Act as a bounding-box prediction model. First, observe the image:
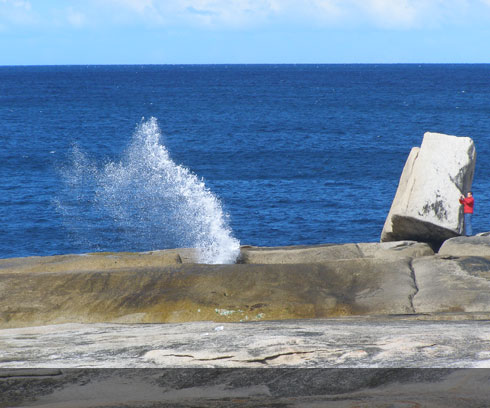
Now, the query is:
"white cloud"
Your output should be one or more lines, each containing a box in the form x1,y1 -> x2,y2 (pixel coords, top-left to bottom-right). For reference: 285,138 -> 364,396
0,0 -> 34,27
310,0 -> 343,19
177,0 -> 278,27
100,0 -> 484,30
103,0 -> 155,14
96,0 -> 167,25
0,0 -> 31,10
66,8 -> 86,28
2,0 -> 489,32
305,0 -> 475,29
356,0 -> 421,28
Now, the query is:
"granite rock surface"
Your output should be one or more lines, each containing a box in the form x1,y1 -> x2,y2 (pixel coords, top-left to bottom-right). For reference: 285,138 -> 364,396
1,320 -> 490,406
412,255 -> 490,313
0,257 -> 416,328
2,367 -> 489,408
438,233 -> 490,257
2,238 -> 490,328
239,240 -> 433,263
381,132 -> 476,247
2,239 -> 490,406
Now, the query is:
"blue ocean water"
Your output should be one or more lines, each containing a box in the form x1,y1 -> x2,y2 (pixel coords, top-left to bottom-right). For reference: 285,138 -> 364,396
1,64 -> 489,261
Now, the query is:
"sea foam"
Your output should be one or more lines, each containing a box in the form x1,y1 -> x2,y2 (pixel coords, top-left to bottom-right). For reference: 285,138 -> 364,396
58,118 -> 240,264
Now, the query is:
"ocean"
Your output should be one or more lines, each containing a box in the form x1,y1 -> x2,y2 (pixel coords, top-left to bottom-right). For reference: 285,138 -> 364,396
1,64 -> 490,263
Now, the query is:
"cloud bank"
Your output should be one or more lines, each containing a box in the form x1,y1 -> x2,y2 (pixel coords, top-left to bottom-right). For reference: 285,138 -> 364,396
1,0 -> 490,31
100,0 -> 490,29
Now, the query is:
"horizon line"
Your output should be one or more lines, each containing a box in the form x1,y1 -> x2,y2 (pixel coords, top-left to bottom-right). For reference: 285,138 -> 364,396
2,62 -> 490,67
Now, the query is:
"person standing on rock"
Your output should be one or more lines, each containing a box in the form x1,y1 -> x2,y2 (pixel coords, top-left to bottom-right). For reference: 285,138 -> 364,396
459,191 -> 474,236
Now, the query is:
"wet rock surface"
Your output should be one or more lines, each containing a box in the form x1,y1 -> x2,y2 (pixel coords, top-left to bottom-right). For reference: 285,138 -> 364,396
2,238 -> 490,328
1,367 -> 489,408
0,258 -> 417,328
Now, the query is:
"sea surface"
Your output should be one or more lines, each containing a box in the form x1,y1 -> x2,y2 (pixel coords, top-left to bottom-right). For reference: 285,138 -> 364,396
1,64 -> 490,262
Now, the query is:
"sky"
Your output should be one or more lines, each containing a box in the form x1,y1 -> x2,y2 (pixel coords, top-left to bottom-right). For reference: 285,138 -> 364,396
1,0 -> 490,64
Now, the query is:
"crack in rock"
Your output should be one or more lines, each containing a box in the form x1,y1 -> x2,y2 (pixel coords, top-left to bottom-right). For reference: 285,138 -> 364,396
408,259 -> 419,314
417,344 -> 437,349
243,350 -> 319,365
0,369 -> 63,378
162,354 -> 234,361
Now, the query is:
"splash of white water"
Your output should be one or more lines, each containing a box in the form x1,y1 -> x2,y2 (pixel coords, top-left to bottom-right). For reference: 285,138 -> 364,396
60,118 -> 240,264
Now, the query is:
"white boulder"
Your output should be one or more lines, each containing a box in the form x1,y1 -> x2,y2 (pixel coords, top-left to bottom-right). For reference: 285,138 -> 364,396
381,132 -> 476,246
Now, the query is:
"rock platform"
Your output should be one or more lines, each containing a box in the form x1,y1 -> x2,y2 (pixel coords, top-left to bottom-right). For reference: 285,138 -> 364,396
1,239 -> 490,329
1,239 -> 490,406
2,365 -> 489,407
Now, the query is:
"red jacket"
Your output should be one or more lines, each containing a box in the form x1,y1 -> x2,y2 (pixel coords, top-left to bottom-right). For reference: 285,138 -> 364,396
459,196 -> 474,214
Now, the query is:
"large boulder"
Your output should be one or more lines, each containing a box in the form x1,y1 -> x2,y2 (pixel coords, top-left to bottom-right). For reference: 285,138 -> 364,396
381,132 -> 476,247
412,255 -> 490,313
438,233 -> 490,257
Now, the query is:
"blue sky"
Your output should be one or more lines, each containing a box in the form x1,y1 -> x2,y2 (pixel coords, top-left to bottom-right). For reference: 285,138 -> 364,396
1,0 -> 490,64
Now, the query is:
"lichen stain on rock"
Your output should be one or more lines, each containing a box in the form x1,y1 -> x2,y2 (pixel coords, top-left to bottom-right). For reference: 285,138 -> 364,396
215,308 -> 242,317
420,199 -> 448,221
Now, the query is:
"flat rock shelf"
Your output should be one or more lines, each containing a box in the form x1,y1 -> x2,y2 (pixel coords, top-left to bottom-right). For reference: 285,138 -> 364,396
1,319 -> 490,407
2,240 -> 490,406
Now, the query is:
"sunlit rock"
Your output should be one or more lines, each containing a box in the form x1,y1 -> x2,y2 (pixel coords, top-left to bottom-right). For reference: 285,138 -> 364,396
412,255 -> 490,313
0,256 -> 416,328
381,132 -> 476,247
438,233 -> 490,257
239,241 -> 433,263
238,243 -> 363,263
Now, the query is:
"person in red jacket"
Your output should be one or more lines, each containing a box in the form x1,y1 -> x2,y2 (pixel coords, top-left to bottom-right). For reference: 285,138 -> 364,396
459,191 -> 474,236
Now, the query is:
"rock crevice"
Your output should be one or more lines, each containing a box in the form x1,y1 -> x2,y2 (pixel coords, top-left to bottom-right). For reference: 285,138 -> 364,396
407,259 -> 419,314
